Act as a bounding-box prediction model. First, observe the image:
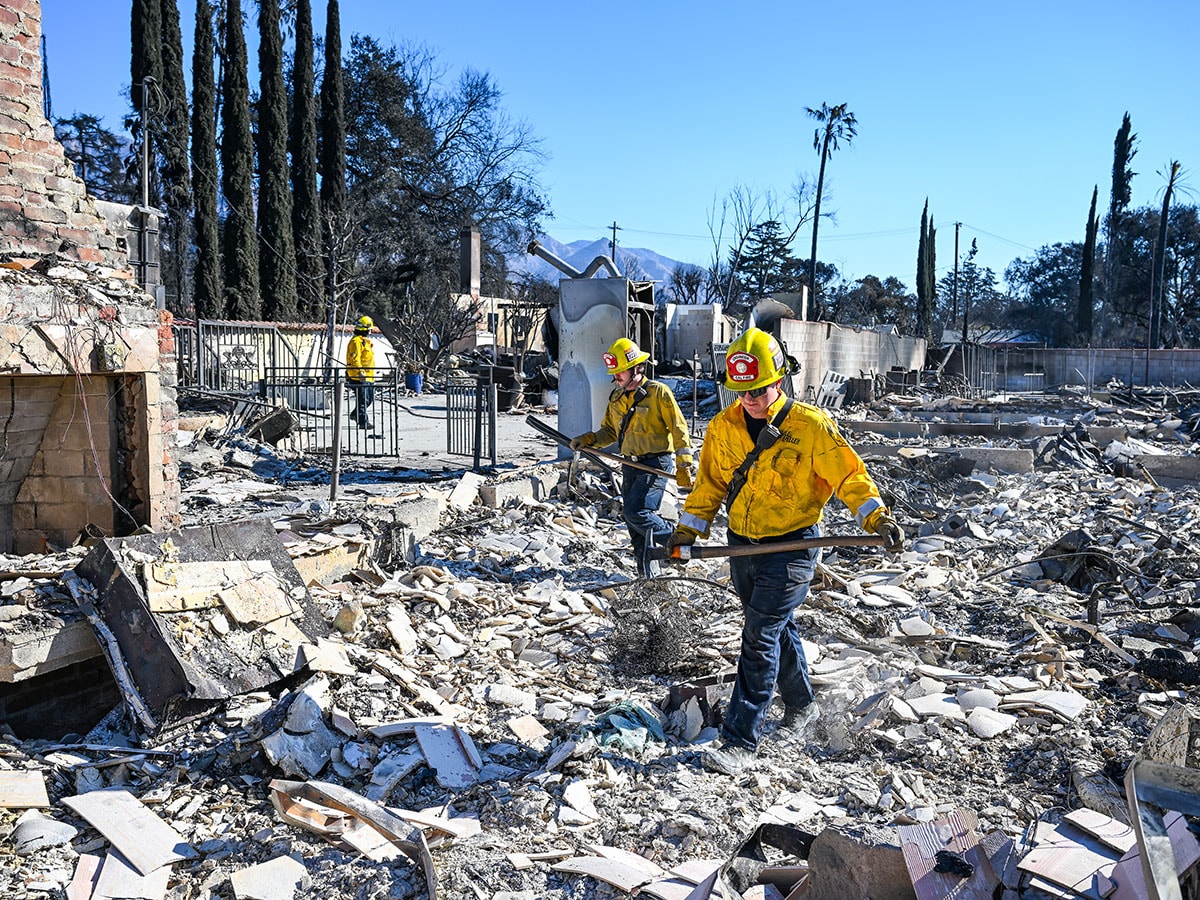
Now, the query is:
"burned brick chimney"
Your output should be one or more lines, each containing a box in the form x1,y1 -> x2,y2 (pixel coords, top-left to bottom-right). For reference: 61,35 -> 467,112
0,1 -> 127,266
0,0 -> 180,554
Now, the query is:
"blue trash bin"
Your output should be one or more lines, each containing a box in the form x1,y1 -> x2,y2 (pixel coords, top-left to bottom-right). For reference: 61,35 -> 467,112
405,372 -> 423,395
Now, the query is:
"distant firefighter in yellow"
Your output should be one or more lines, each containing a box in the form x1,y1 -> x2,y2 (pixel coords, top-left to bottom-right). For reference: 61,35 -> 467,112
569,337 -> 694,577
346,315 -> 376,430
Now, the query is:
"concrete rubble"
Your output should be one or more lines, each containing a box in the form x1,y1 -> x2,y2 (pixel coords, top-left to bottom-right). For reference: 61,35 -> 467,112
1,388 -> 1200,899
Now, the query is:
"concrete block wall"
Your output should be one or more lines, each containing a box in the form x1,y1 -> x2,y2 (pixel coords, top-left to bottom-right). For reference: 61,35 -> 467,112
986,347 -> 1200,392
780,319 -> 926,400
0,0 -> 125,268
0,375 -> 58,551
13,376 -> 117,552
665,304 -> 737,370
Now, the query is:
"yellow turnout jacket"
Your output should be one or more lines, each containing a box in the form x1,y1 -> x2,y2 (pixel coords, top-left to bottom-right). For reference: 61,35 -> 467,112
592,379 -> 693,464
346,335 -> 375,382
680,394 -> 885,541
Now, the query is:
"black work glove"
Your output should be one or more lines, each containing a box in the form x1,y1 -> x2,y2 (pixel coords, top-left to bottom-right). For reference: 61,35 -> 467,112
665,527 -> 697,564
569,432 -> 596,452
870,512 -> 905,553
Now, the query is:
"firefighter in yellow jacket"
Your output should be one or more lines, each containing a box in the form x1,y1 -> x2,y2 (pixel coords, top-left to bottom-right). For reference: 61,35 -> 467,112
668,327 -> 904,775
570,338 -> 695,578
346,315 -> 376,430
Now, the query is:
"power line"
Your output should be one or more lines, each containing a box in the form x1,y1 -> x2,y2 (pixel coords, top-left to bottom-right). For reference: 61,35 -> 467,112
959,222 -> 1039,253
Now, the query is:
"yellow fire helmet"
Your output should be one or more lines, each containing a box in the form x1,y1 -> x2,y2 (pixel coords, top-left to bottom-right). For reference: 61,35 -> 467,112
723,327 -> 791,392
355,315 -> 374,334
603,337 -> 650,375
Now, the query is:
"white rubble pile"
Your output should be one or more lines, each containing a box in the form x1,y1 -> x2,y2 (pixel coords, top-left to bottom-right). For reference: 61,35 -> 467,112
2,414 -> 1200,899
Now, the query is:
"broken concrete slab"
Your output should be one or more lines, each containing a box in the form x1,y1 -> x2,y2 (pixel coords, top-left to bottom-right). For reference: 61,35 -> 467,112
0,769 -> 49,808
954,447 -> 1034,474
447,472 -> 487,510
479,467 -> 562,508
1131,452 -> 1200,484
72,520 -> 331,728
229,854 -> 308,900
61,789 -> 196,875
12,811 -> 77,855
1140,704 -> 1200,769
805,824 -> 916,900
93,849 -> 172,900
0,614 -> 100,682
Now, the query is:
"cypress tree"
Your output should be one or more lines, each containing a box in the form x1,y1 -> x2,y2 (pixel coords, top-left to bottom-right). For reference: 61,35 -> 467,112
158,0 -> 191,312
927,218 -> 936,336
1103,113 -> 1136,315
1077,186 -> 1098,344
130,0 -> 162,203
220,0 -> 260,319
319,0 -> 347,279
191,0 -> 221,318
316,0 -> 345,333
916,200 -> 931,341
257,0 -> 297,321
291,0 -> 324,320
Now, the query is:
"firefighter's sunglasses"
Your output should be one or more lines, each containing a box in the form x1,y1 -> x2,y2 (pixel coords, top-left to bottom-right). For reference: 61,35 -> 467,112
742,385 -> 771,398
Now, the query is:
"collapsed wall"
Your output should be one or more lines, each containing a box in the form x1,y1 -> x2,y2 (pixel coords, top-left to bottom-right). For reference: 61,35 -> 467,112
780,319 -> 927,399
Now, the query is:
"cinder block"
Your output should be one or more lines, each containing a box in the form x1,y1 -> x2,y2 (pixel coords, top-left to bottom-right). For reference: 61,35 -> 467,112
25,452 -> 44,476
956,447 -> 1034,475
43,452 -> 85,478
0,618 -> 101,683
12,529 -> 48,556
33,499 -> 82,532
85,502 -> 115,530
479,468 -> 562,508
397,495 -> 441,541
18,475 -> 64,504
10,500 -> 34,531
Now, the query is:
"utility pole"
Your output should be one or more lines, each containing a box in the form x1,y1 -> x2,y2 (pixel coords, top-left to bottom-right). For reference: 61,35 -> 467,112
610,221 -> 621,261
1145,237 -> 1155,386
952,222 -> 961,329
138,76 -> 155,291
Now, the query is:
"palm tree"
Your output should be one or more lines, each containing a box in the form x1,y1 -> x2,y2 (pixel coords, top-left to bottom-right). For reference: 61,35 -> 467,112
1150,160 -> 1182,348
805,102 -> 857,319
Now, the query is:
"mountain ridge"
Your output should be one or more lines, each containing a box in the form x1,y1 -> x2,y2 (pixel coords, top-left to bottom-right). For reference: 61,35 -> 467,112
509,234 -> 690,287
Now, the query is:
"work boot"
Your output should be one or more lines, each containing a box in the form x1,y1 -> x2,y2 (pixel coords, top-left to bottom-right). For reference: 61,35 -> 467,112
778,701 -> 821,741
702,743 -> 756,776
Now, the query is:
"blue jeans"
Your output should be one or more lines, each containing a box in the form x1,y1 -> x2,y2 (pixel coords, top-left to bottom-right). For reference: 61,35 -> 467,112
721,526 -> 819,750
621,453 -> 674,578
349,378 -> 374,428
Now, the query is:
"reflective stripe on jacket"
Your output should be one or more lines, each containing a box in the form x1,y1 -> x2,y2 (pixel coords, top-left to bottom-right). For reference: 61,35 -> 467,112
592,379 -> 693,462
346,335 -> 375,382
680,394 -> 883,540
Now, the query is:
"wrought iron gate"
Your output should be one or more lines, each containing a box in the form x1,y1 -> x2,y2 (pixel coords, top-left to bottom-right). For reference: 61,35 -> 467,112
446,374 -> 497,469
259,368 -> 401,458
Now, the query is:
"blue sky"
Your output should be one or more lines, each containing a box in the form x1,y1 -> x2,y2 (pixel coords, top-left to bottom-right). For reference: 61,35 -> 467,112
40,0 -> 1200,291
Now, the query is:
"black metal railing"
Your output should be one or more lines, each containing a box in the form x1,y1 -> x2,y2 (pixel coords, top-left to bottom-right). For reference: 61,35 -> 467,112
446,373 -> 497,470
260,367 -> 401,458
175,320 -> 300,393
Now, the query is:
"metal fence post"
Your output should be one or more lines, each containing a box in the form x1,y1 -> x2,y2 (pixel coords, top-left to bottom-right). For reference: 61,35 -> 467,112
691,350 -> 699,436
473,376 -> 484,472
330,372 -> 342,501
488,377 -> 498,468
